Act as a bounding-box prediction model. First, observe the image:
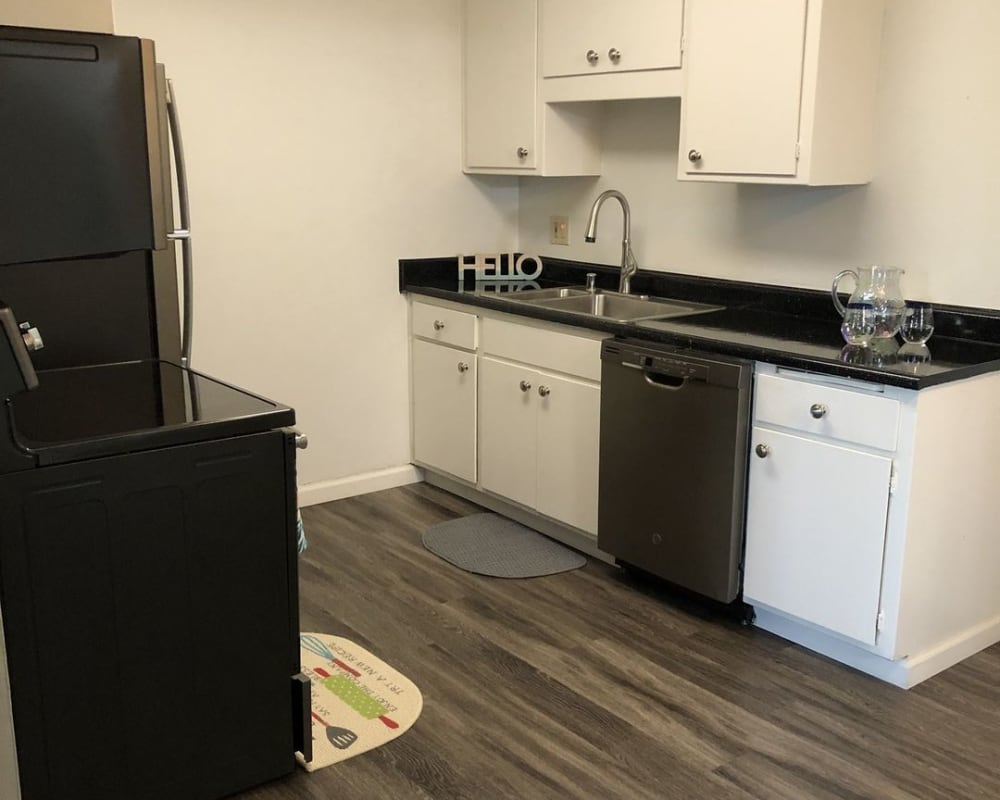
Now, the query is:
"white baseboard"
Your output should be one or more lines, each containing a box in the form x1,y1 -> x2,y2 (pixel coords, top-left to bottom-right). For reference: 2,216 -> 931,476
298,465 -> 423,507
753,607 -> 1000,689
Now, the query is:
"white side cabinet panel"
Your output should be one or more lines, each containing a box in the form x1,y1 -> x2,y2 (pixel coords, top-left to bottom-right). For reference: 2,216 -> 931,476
744,427 -> 892,645
411,340 -> 477,483
478,357 -> 538,509
681,0 -> 807,177
540,0 -> 684,77
464,0 -> 537,170
535,374 -> 601,535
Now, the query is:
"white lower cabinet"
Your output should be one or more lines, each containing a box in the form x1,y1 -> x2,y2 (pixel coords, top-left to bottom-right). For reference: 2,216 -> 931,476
479,357 -> 600,535
743,370 -> 900,647
743,427 -> 892,646
411,319 -> 477,484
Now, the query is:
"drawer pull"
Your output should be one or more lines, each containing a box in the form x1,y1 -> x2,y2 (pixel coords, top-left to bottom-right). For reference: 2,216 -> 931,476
755,444 -> 770,459
810,403 -> 828,419
433,320 -> 446,331
519,380 -> 532,392
586,49 -> 599,65
457,362 -> 469,373
538,385 -> 550,397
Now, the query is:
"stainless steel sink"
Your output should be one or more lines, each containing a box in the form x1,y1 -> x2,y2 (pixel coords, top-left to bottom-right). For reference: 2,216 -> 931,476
533,292 -> 721,322
499,286 -> 590,303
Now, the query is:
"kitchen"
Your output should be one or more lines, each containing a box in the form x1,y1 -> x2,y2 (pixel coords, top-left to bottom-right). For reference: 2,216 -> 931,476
2,0 -> 1000,799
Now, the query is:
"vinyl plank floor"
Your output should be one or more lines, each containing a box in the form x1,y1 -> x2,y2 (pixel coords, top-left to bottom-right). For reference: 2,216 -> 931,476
234,482 -> 1000,800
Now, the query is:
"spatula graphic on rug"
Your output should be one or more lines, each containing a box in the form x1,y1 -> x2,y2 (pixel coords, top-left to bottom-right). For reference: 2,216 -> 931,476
310,712 -> 357,750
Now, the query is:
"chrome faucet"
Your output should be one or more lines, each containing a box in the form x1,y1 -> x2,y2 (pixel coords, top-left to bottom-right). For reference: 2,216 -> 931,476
584,189 -> 638,294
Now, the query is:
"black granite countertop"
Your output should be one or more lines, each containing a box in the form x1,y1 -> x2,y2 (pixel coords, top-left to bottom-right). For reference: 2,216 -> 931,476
399,256 -> 1000,390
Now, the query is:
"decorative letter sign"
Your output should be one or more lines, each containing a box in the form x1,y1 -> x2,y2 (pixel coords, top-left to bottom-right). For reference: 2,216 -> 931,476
457,253 -> 543,281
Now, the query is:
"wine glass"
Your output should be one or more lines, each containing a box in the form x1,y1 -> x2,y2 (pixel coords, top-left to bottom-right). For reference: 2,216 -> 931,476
841,302 -> 875,346
900,302 -> 934,344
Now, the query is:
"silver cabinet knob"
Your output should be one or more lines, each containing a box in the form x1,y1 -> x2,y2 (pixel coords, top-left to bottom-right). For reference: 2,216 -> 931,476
433,319 -> 446,330
688,149 -> 702,163
519,380 -> 532,392
586,49 -> 599,65
295,433 -> 309,450
538,385 -> 550,397
755,443 -> 770,459
810,403 -> 828,419
457,362 -> 469,373
516,146 -> 529,158
608,48 -> 621,63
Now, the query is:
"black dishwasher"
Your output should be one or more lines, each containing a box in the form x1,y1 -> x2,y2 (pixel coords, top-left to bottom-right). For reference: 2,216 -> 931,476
598,339 -> 752,604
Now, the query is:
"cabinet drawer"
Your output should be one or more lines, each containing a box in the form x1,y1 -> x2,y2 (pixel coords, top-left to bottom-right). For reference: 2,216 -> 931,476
481,317 -> 602,382
754,373 -> 899,452
411,301 -> 477,350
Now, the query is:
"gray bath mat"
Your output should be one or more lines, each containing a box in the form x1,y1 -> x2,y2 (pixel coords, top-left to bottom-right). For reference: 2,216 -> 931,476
422,513 -> 586,578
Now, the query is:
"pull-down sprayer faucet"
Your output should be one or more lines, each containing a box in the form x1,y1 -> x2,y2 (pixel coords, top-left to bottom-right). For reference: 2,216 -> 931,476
584,189 -> 638,294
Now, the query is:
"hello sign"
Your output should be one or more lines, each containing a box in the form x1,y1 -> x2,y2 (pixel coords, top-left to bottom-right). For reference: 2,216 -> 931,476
457,253 -> 543,281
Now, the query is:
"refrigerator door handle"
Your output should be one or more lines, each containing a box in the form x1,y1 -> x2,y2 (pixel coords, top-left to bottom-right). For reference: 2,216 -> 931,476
166,77 -> 194,368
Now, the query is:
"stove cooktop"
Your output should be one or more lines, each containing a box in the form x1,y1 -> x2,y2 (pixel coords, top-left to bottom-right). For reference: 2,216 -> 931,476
8,360 -> 295,465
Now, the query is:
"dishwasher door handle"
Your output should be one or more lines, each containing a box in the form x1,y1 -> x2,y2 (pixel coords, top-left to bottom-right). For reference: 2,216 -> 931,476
643,370 -> 689,389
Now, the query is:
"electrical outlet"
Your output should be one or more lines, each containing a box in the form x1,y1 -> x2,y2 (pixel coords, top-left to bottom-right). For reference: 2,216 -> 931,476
550,215 -> 569,246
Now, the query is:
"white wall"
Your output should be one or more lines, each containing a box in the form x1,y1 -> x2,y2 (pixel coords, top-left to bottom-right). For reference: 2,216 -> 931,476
0,0 -> 113,31
112,0 -> 518,497
518,0 -> 1000,310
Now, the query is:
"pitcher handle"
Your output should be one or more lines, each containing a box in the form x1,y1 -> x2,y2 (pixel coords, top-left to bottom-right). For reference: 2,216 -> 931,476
831,269 -> 857,317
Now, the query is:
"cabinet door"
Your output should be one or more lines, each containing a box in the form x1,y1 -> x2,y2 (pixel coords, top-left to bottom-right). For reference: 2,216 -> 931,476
541,0 -> 684,77
681,0 -> 807,177
743,427 -> 892,645
535,373 -> 601,535
464,0 -> 537,170
478,357 -> 538,509
411,339 -> 477,483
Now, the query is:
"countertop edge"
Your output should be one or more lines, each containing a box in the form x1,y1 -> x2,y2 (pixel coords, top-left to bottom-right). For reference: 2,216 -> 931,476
403,285 -> 1000,391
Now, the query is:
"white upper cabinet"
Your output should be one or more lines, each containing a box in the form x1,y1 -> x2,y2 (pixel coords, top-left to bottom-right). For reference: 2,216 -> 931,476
463,0 -> 602,175
679,0 -> 885,185
540,0 -> 684,77
464,0 -> 538,170
539,0 -> 685,101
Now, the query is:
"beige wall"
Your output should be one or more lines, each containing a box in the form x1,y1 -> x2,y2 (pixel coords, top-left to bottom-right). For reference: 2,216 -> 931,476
518,0 -> 1000,310
0,0 -> 112,31
113,0 -> 518,496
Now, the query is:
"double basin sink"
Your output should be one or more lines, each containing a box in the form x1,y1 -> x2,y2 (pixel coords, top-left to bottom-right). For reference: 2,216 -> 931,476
493,286 -> 721,323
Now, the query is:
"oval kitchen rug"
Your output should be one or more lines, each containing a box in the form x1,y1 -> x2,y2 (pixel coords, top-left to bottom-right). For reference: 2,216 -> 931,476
422,513 -> 587,578
298,634 -> 422,771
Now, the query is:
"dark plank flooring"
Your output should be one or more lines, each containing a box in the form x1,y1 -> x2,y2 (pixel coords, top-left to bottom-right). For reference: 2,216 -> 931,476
236,483 -> 1000,800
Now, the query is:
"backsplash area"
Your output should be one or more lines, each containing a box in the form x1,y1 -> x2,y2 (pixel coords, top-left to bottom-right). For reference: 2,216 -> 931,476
516,2 -> 999,311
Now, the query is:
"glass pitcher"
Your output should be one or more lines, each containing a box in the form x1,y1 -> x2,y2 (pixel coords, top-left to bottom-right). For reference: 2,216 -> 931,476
831,266 -> 906,338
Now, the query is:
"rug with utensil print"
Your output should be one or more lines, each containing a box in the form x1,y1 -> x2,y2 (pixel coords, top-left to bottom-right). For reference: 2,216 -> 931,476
298,633 -> 422,771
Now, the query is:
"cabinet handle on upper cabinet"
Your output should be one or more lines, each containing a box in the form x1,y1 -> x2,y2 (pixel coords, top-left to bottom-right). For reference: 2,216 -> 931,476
433,320 -> 446,330
538,385 -> 550,397
586,49 -> 599,65
810,403 -> 828,419
517,146 -> 529,159
519,380 -> 532,392
457,362 -> 469,373
688,149 -> 702,163
608,48 -> 621,63
755,444 -> 770,459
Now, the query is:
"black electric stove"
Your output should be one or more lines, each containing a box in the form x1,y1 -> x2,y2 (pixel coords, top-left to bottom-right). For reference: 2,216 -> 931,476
8,359 -> 295,467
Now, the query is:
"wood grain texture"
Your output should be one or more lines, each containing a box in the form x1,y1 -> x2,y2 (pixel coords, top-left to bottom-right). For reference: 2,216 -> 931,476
233,483 -> 1000,800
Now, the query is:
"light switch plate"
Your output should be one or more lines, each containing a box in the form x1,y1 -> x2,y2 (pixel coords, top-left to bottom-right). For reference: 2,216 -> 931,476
550,215 -> 569,246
